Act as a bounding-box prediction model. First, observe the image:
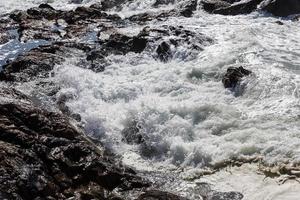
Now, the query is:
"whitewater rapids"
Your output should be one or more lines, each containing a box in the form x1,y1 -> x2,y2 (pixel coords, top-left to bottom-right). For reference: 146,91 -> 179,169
1,0 -> 300,199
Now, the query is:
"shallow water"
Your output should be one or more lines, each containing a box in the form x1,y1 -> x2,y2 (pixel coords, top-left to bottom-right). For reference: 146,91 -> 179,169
1,0 -> 300,199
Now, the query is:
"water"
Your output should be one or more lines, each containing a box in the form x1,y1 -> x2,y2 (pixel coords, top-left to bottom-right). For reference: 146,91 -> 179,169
1,0 -> 300,199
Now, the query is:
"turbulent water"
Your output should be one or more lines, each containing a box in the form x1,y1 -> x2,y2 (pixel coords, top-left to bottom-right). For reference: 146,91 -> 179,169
1,0 -> 300,199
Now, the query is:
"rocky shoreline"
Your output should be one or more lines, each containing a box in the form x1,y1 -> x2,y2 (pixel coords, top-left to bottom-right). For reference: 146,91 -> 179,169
1,0 -> 300,199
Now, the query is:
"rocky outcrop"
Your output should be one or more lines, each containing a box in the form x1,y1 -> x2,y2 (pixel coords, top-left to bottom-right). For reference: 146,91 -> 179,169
201,0 -> 263,15
0,87 -> 149,200
222,66 -> 252,89
260,0 -> 300,17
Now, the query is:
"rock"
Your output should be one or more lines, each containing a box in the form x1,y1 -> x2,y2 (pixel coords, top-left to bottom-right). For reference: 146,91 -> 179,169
156,41 -> 172,62
179,0 -> 198,17
213,0 -> 263,15
153,0 -> 175,7
137,190 -> 188,200
275,20 -> 284,25
121,121 -> 144,145
222,66 -> 252,88
209,191 -> 244,200
201,0 -> 263,15
201,0 -> 232,13
260,0 -> 300,17
0,44 -> 64,82
101,0 -> 129,10
0,87 -> 149,199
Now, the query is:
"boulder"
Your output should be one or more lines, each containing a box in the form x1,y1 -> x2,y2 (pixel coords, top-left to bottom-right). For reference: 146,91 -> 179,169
213,0 -> 264,15
222,66 -> 252,88
260,0 -> 300,17
156,41 -> 172,62
201,0 -> 263,15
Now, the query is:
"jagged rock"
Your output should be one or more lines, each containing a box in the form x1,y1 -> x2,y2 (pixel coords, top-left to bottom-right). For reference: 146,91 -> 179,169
156,41 -> 172,62
222,66 -> 252,88
260,0 -> 300,17
137,190 -> 188,200
0,87 -> 149,200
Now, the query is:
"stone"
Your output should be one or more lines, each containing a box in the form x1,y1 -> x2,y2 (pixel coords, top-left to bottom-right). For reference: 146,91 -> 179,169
137,190 -> 188,200
260,0 -> 300,17
222,66 -> 252,88
156,41 -> 172,62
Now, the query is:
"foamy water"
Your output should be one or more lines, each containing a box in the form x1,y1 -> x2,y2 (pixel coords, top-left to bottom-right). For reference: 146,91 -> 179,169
1,0 -> 300,199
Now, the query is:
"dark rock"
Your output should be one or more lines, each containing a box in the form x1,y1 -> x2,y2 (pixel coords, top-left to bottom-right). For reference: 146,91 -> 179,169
210,191 -> 244,200
201,0 -> 263,15
201,0 -> 232,13
261,0 -> 300,17
213,0 -> 263,15
137,190 -> 188,200
153,0 -> 175,7
121,121 -> 144,145
275,20 -> 284,25
0,87 -> 149,200
38,3 -> 55,10
156,41 -> 172,62
180,0 -> 198,17
0,44 -> 64,82
222,66 -> 252,88
101,0 -> 129,10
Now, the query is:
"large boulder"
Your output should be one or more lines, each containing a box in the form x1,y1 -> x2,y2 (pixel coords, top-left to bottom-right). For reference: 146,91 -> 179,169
260,0 -> 300,17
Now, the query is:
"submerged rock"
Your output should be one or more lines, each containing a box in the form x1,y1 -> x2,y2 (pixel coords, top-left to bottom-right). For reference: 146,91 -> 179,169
260,0 -> 300,17
222,66 -> 252,88
156,41 -> 172,62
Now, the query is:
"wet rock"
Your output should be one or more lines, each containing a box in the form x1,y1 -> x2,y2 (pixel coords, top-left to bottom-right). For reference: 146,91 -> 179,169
222,66 -> 252,88
137,190 -> 188,200
0,87 -> 149,200
101,0 -> 130,10
201,0 -> 232,13
213,0 -> 263,15
261,0 -> 300,17
275,20 -> 284,25
153,0 -> 175,7
121,121 -> 144,145
128,0 -> 198,22
179,0 -> 198,17
156,41 -> 172,62
210,191 -> 244,200
201,0 -> 263,15
0,44 -> 64,82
